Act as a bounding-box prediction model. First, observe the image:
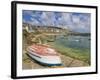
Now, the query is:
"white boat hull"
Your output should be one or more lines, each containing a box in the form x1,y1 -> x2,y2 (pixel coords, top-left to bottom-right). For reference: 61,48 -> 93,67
27,51 -> 62,66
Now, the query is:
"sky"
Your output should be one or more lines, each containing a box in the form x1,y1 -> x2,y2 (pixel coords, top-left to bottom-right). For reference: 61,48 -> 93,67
23,10 -> 91,33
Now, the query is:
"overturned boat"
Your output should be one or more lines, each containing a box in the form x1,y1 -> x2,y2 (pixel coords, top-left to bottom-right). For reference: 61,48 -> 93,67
27,44 -> 62,66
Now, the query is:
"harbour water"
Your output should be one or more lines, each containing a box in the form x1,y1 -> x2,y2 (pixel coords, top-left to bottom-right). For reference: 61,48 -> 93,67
47,35 -> 91,64
54,35 -> 90,49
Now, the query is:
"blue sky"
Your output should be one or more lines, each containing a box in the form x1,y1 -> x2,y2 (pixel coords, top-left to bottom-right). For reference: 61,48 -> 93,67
23,10 -> 91,33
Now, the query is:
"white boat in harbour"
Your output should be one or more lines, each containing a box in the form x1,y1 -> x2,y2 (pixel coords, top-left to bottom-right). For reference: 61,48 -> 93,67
27,44 -> 62,66
75,39 -> 80,42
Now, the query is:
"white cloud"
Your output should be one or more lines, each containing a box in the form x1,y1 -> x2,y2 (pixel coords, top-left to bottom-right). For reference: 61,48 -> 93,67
23,11 -> 91,33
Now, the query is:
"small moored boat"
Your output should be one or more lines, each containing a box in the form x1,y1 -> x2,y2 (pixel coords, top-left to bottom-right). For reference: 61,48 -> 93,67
27,44 -> 62,66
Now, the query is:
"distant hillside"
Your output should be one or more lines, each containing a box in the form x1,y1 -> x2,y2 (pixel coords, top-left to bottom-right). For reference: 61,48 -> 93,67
23,23 -> 90,36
